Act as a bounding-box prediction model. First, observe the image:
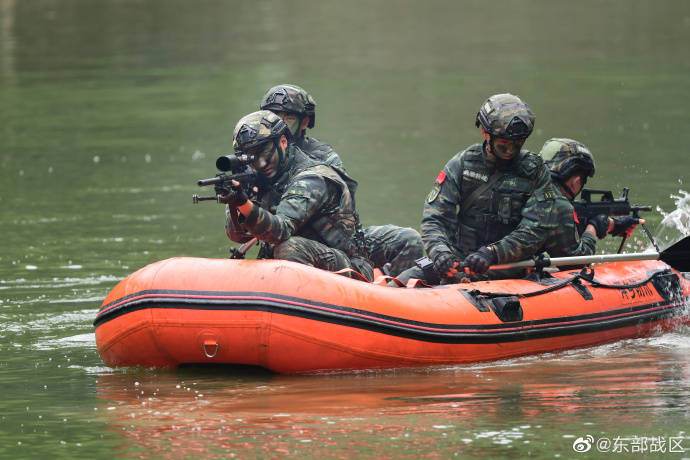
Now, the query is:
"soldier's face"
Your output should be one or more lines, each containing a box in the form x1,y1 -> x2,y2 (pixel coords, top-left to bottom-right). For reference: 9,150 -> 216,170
275,112 -> 300,137
252,142 -> 279,178
564,173 -> 587,199
491,137 -> 524,160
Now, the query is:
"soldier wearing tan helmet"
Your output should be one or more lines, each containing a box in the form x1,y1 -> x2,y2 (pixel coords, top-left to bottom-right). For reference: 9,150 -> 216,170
540,138 -> 641,257
219,110 -> 373,280
257,84 -> 424,278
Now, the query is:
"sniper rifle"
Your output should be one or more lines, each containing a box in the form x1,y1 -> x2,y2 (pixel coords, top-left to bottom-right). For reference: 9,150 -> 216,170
192,154 -> 257,204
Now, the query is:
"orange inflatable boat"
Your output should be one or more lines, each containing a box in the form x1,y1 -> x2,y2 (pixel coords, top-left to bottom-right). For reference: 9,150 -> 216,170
94,255 -> 690,373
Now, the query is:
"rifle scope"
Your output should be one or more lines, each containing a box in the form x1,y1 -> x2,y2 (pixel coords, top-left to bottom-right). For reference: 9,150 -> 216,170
216,154 -> 255,172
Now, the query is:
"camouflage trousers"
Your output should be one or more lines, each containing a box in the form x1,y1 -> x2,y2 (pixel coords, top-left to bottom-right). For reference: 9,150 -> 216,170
273,236 -> 374,281
362,225 -> 424,278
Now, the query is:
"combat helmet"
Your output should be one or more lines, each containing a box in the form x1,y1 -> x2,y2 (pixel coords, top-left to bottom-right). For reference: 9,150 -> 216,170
540,138 -> 596,183
260,84 -> 316,129
232,110 -> 290,154
475,93 -> 535,140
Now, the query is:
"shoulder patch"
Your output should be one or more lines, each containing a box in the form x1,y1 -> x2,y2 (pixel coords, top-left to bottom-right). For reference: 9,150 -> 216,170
535,190 -> 555,201
427,183 -> 442,203
435,171 -> 446,184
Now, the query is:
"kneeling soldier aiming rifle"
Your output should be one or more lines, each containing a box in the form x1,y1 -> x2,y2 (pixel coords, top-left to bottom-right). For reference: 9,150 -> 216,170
196,110 -> 374,280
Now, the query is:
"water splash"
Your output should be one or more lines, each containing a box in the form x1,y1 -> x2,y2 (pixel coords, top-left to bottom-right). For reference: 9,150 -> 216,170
655,189 -> 690,248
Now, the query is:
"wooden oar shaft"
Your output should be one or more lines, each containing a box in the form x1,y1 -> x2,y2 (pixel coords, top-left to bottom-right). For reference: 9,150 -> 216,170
490,252 -> 660,270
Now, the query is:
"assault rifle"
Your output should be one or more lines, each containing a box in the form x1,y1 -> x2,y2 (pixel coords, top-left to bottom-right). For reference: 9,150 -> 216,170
192,154 -> 256,204
572,188 -> 657,252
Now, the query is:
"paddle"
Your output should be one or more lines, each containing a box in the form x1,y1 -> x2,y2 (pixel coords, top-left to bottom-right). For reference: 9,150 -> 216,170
488,235 -> 690,273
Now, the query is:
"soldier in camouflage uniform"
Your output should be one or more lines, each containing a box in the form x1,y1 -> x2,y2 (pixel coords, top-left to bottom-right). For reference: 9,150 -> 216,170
251,84 -> 424,277
540,138 -> 640,257
220,110 -> 374,280
398,94 -> 554,284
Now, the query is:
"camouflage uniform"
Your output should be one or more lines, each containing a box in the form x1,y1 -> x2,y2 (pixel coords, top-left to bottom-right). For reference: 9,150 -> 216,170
295,137 -> 423,276
540,185 -> 597,257
225,110 -> 372,279
419,142 -> 555,279
258,84 -> 423,277
398,94 -> 552,283
540,138 -> 598,257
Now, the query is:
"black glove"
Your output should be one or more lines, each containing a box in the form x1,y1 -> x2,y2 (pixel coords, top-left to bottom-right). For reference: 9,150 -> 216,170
463,246 -> 497,275
588,214 -> 610,239
610,216 -> 640,237
214,182 -> 230,197
216,183 -> 248,208
432,251 -> 461,280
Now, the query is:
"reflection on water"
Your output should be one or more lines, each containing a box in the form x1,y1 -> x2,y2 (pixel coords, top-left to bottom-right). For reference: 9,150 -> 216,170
92,336 -> 690,458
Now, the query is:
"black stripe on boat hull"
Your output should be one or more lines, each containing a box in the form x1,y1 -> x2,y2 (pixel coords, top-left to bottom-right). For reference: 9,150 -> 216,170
94,290 -> 689,344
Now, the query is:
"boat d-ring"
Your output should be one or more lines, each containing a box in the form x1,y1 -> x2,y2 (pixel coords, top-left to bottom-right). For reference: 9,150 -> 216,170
202,339 -> 218,358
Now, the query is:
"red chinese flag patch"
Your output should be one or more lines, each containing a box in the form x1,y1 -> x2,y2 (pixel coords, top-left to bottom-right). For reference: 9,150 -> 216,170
435,171 -> 446,184
573,210 -> 580,224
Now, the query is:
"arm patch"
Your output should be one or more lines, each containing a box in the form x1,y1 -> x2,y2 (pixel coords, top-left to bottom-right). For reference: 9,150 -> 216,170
427,183 -> 442,203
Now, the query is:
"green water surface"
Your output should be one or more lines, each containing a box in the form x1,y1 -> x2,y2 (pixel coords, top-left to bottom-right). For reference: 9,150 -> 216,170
1,1 -> 689,458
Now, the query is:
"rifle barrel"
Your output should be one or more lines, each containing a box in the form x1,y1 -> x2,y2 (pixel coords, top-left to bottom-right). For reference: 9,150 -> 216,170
198,177 -> 222,187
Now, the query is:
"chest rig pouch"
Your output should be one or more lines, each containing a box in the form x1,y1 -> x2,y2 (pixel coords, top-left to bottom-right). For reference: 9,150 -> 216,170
456,149 -> 533,254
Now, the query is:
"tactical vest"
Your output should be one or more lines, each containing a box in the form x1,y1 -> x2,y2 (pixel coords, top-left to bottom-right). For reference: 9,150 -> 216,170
258,147 -> 359,256
455,144 -> 542,256
297,136 -> 359,202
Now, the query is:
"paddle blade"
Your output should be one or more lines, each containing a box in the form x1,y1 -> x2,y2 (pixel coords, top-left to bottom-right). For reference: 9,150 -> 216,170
660,236 -> 690,272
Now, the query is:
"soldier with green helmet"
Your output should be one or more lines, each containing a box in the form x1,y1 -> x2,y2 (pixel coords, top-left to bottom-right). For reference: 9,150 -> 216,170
239,84 -> 424,278
260,84 -> 344,171
219,110 -> 373,279
539,138 -> 641,257
398,93 -> 555,284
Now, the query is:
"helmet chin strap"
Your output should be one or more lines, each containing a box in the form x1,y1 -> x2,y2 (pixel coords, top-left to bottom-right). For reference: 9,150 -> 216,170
296,116 -> 306,139
555,177 -> 578,200
273,139 -> 290,176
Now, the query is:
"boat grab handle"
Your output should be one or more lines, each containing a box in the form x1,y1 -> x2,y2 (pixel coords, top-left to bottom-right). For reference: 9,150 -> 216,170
202,340 -> 218,358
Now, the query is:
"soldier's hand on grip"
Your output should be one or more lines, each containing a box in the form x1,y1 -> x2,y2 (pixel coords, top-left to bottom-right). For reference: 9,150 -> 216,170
610,216 -> 642,238
463,246 -> 497,275
433,251 -> 461,280
589,214 -> 610,239
218,181 -> 249,208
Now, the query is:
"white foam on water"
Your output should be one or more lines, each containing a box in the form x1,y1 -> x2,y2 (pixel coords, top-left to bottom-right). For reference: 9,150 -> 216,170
655,189 -> 690,248
2,275 -> 120,293
34,332 -> 96,351
70,365 -> 114,375
50,296 -> 105,304
19,309 -> 98,336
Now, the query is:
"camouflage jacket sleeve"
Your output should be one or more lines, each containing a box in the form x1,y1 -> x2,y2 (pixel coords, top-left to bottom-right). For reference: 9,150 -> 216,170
243,174 -> 330,245
224,205 -> 254,243
543,197 -> 597,257
492,163 -> 554,263
421,154 -> 463,261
